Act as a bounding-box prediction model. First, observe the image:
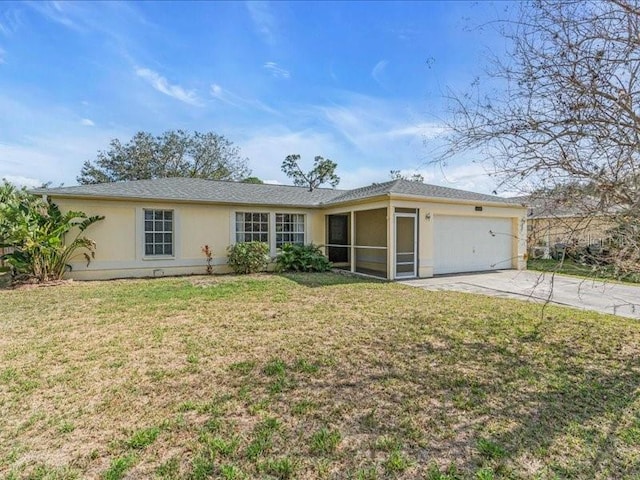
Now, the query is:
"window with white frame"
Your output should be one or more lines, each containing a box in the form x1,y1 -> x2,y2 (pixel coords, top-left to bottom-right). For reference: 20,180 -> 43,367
235,212 -> 269,243
144,209 -> 173,256
275,213 -> 305,247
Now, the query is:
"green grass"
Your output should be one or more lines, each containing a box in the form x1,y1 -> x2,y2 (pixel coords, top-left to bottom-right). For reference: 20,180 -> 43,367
476,438 -> 507,460
309,427 -> 341,454
125,426 -> 160,450
383,449 -> 413,474
102,455 -> 136,480
258,456 -> 296,479
1,272 -> 640,479
528,258 -> 640,283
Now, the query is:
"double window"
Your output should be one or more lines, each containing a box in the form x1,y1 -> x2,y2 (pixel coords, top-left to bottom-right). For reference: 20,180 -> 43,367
235,212 -> 305,248
144,209 -> 173,256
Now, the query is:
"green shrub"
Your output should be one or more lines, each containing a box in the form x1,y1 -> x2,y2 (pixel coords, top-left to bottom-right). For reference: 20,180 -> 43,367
226,242 -> 270,274
0,181 -> 104,282
275,243 -> 331,272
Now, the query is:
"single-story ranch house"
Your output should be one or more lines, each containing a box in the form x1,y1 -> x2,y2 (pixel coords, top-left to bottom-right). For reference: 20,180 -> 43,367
31,177 -> 527,281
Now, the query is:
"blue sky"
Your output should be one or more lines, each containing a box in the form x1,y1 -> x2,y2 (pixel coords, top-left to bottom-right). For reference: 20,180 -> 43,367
0,1 -> 511,192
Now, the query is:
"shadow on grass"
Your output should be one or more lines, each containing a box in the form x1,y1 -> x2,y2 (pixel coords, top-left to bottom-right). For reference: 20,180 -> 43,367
406,333 -> 640,476
278,271 -> 386,288
297,328 -> 640,476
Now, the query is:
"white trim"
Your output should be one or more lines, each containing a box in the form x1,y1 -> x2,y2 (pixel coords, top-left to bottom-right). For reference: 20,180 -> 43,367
67,256 -> 227,271
229,212 -> 236,246
269,213 -> 276,255
350,211 -> 355,273
230,209 -> 309,257
274,213 -> 305,250
393,212 -> 417,279
136,207 -> 179,262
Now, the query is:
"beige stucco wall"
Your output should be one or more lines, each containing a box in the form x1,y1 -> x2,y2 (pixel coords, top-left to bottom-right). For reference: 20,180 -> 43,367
52,194 -> 526,281
390,198 -> 527,278
53,197 -> 319,280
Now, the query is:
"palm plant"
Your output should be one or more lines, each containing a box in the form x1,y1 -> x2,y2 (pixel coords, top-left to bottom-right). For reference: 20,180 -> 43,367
0,181 -> 104,282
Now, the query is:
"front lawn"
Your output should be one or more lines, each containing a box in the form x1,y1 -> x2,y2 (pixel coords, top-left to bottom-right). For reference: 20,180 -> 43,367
1,273 -> 639,479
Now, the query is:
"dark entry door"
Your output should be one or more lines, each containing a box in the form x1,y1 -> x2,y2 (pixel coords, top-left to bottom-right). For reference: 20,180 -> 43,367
327,215 -> 349,263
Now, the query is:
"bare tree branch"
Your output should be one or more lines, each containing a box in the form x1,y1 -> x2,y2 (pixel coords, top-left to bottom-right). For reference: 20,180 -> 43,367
440,0 -> 640,278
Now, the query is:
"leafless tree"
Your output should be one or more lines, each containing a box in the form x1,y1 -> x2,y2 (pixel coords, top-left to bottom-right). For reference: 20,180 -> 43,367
441,0 -> 640,277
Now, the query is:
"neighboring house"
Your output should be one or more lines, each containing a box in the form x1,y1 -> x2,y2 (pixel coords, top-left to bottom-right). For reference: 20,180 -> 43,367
31,178 -> 527,281
525,196 -> 614,258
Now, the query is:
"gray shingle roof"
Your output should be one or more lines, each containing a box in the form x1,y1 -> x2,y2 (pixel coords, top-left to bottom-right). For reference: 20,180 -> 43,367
31,177 -> 345,207
326,179 -> 519,205
31,177 -> 519,207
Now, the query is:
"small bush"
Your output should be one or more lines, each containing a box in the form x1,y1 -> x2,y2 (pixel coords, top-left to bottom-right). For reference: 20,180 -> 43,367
227,242 -> 270,274
201,245 -> 214,274
276,243 -> 331,272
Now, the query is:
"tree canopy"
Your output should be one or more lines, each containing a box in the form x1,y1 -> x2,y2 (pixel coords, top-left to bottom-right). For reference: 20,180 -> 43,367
281,154 -> 340,191
390,170 -> 425,183
441,0 -> 640,275
78,130 -> 251,184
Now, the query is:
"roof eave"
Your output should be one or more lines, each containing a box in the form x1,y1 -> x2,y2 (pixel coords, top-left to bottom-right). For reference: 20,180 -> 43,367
388,192 -> 527,208
31,192 -> 327,209
320,193 -> 392,208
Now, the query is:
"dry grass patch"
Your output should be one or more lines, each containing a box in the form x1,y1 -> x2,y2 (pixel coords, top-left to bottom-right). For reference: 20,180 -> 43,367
1,272 -> 639,479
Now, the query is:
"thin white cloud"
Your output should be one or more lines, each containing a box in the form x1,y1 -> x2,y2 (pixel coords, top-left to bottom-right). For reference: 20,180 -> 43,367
316,95 -> 447,157
27,1 -> 80,30
210,83 -> 242,108
238,121 -> 501,192
0,127 -> 123,187
0,7 -> 24,36
210,83 -> 279,115
246,1 -> 277,45
239,127 -> 342,184
263,62 -> 290,79
385,123 -> 448,139
371,59 -> 388,85
80,118 -> 95,126
391,27 -> 419,43
136,68 -> 200,106
1,175 -> 43,189
0,91 -> 126,187
339,163 -> 499,193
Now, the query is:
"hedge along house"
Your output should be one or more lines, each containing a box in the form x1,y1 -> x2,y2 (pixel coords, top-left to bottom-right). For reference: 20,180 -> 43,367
31,177 -> 527,281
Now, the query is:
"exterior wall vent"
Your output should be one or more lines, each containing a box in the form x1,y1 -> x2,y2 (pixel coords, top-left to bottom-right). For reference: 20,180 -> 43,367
475,206 -> 483,212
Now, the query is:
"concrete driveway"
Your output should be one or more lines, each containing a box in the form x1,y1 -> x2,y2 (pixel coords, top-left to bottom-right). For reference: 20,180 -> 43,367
401,270 -> 640,319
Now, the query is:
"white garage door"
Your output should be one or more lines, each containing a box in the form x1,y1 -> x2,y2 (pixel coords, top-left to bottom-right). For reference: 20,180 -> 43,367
434,216 -> 513,275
